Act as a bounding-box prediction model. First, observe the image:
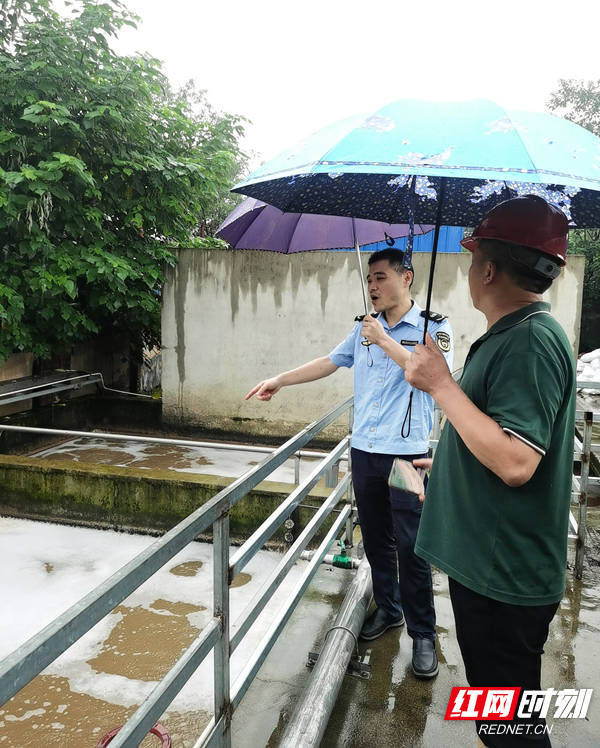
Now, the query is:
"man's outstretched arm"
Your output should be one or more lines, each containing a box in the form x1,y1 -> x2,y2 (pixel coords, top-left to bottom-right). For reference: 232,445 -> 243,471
245,356 -> 339,401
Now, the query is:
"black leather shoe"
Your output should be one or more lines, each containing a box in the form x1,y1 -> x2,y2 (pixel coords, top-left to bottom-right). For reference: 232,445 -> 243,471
359,608 -> 405,641
412,637 -> 439,679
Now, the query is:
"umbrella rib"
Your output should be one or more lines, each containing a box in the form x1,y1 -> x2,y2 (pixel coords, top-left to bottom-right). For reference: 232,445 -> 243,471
286,212 -> 304,252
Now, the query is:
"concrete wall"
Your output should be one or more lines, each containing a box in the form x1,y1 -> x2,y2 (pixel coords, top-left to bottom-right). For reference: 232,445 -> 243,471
162,249 -> 585,439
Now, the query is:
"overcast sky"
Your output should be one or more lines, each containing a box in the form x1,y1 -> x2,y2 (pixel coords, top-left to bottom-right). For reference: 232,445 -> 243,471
108,0 -> 599,169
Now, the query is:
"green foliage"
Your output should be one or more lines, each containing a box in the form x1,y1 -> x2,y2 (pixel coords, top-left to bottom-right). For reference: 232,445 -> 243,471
0,0 -> 246,362
548,79 -> 600,352
566,229 -> 600,352
548,79 -> 600,137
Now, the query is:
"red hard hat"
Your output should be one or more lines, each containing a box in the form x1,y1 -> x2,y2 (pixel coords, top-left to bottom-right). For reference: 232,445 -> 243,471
460,195 -> 568,265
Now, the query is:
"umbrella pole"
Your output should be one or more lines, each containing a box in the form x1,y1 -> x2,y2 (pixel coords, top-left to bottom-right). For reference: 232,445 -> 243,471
422,177 -> 447,343
352,218 -> 370,317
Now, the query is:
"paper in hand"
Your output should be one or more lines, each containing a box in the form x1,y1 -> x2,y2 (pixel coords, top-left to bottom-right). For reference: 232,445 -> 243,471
388,457 -> 426,497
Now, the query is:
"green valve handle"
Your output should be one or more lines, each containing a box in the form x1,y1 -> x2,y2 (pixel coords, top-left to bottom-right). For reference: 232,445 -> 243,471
332,539 -> 352,568
332,554 -> 353,569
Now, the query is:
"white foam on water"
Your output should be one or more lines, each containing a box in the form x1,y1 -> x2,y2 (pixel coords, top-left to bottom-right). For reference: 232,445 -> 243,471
0,516 -> 330,713
32,437 -> 347,483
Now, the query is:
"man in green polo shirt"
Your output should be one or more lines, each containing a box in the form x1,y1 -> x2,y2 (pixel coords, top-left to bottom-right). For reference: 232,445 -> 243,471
405,195 -> 575,748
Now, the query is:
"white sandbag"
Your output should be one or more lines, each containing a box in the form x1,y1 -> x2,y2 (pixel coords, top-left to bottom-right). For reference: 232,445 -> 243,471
580,348 -> 600,363
580,364 -> 597,381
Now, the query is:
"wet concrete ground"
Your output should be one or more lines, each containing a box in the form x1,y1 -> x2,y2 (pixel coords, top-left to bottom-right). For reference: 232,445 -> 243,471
319,548 -> 600,748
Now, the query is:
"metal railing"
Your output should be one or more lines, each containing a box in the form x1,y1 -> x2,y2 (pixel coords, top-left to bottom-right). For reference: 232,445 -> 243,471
0,397 -> 355,747
572,407 -> 598,579
0,370 -> 155,405
0,383 -> 596,744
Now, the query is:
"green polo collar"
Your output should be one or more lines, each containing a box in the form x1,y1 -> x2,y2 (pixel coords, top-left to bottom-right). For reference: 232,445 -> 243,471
480,301 -> 551,341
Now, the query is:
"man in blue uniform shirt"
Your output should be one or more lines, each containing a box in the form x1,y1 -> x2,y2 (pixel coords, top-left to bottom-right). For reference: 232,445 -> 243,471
245,248 -> 453,679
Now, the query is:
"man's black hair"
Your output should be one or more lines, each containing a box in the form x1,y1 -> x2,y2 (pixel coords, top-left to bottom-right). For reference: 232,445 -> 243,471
478,239 -> 560,294
368,248 -> 414,286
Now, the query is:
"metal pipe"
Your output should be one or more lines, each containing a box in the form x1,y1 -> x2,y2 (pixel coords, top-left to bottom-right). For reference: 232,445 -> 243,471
299,551 -> 360,569
575,411 -> 593,579
280,559 -> 372,747
0,423 -> 336,461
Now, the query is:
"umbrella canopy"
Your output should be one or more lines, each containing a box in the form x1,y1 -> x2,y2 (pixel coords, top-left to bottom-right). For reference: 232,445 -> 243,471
233,99 -> 600,228
216,197 -> 434,251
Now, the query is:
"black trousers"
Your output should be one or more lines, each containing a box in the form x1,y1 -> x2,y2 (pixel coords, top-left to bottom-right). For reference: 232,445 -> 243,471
449,577 -> 559,748
351,447 -> 436,640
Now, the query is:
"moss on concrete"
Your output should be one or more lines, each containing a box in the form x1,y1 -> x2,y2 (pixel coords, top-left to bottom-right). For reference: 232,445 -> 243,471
0,455 -> 340,543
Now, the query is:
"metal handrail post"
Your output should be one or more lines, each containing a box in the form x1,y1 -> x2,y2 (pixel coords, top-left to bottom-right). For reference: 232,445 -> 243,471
213,513 -> 231,746
575,412 -> 592,580
345,403 -> 355,547
345,453 -> 355,548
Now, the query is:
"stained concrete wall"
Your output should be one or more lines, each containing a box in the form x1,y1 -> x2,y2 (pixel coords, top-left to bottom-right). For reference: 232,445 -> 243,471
162,249 -> 585,439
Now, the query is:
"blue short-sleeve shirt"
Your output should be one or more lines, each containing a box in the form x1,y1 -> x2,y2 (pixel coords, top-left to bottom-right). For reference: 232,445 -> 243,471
329,301 -> 454,454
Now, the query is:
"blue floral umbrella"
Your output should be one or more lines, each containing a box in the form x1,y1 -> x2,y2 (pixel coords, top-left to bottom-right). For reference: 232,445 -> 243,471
233,99 -> 600,335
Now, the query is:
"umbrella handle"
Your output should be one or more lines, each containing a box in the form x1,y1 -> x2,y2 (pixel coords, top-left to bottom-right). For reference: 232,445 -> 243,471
354,313 -> 375,346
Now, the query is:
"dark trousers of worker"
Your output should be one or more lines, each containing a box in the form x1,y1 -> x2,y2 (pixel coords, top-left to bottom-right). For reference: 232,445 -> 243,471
351,447 -> 435,640
450,577 -> 559,748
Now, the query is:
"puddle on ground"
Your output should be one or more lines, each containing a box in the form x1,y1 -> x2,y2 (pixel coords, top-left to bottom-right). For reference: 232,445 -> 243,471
231,572 -> 251,588
170,560 -> 203,576
87,604 -> 203,682
0,675 -> 210,748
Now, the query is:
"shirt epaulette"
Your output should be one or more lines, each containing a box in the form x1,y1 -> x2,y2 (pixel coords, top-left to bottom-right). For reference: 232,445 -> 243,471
420,310 -> 447,323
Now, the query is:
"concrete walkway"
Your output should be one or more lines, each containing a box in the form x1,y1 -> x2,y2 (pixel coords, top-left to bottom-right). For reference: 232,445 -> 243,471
267,533 -> 600,748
